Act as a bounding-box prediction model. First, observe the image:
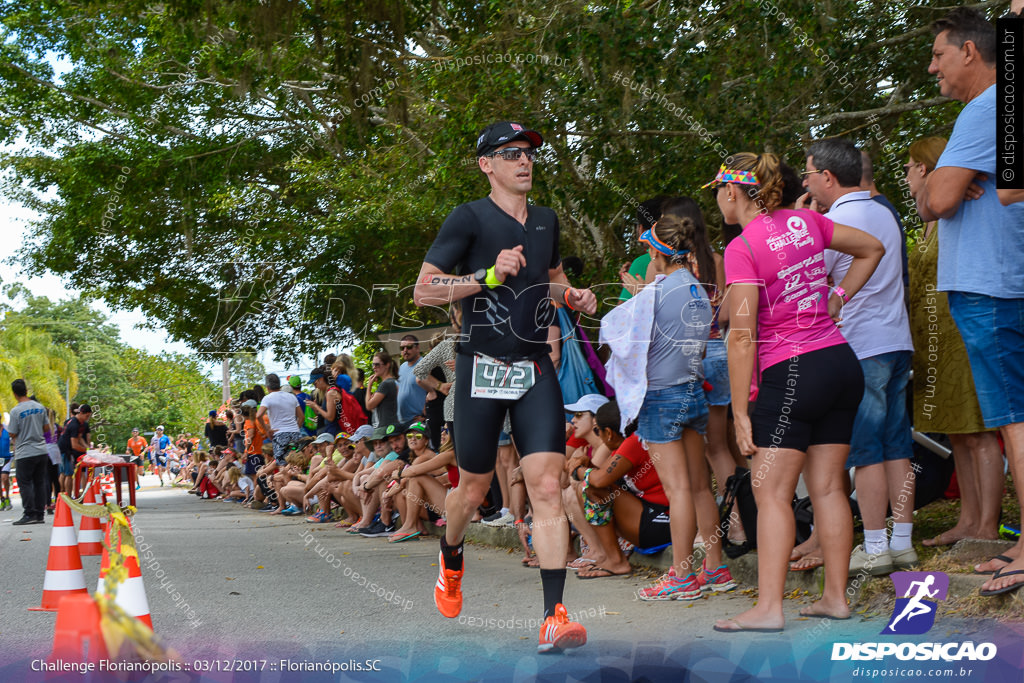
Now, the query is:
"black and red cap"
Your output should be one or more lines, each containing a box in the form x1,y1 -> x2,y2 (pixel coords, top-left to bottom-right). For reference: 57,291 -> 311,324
476,121 -> 544,157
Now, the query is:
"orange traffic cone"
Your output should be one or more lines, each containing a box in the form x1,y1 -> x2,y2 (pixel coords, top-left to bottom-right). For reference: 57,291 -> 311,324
96,517 -> 112,592
78,481 -> 103,556
118,551 -> 153,629
49,593 -> 107,663
29,497 -> 88,611
117,517 -> 151,628
96,517 -> 152,628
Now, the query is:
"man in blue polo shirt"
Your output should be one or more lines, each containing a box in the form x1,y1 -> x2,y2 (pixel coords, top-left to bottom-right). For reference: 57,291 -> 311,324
916,7 -> 1024,595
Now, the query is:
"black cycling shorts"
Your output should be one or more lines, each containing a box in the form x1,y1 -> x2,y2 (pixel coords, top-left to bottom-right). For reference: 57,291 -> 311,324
453,353 -> 564,475
750,343 -> 865,452
637,500 -> 672,550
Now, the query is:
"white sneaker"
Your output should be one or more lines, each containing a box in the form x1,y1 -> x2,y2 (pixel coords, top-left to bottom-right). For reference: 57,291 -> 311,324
482,511 -> 515,527
848,543 -> 893,577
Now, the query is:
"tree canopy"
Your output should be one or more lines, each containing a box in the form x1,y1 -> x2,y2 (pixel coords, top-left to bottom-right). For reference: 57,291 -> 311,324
0,0 -> 1001,360
1,289 -> 219,448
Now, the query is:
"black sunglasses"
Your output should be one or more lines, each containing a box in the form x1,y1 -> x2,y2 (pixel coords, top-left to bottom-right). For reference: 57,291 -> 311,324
486,147 -> 537,162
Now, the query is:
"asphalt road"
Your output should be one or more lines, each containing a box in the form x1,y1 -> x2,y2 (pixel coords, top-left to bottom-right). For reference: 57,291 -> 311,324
1,474 -> 1021,682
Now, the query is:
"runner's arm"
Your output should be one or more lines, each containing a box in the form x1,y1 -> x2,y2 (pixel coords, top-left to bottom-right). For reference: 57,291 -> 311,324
549,263 -> 596,315
413,262 -> 482,307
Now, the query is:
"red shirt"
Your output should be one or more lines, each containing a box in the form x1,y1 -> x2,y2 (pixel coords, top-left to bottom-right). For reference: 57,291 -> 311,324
616,434 -> 668,507
566,434 -> 588,450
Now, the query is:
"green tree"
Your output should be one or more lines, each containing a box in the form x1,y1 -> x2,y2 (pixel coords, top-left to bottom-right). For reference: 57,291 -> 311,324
0,320 -> 77,419
2,291 -> 218,448
0,0 -> 996,357
228,351 -> 267,397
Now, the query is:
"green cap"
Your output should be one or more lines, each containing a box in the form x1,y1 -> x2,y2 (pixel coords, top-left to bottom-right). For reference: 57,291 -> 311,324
369,425 -> 389,442
288,375 -> 302,389
406,421 -> 428,435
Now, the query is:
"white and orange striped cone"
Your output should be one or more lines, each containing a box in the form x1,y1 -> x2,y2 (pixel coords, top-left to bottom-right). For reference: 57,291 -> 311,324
77,481 -> 103,556
96,516 -> 152,628
29,497 -> 88,611
10,476 -> 18,496
117,550 -> 153,629
116,517 -> 151,628
96,517 -> 111,592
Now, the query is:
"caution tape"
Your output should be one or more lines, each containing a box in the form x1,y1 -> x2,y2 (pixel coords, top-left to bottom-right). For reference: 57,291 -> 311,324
56,493 -> 179,663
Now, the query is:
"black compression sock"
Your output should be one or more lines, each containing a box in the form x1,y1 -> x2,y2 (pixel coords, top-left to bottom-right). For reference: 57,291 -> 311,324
540,568 -> 567,619
440,534 -> 464,571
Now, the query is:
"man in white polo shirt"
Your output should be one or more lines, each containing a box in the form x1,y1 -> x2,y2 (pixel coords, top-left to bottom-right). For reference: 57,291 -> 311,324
256,373 -> 304,467
803,138 -> 916,577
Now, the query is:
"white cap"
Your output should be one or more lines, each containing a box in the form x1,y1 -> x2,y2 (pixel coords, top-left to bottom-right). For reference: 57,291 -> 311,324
564,394 -> 609,415
347,424 -> 375,442
156,425 -> 164,431
313,432 -> 334,444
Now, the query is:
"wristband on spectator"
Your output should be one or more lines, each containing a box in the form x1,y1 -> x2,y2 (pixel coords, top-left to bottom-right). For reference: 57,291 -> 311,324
583,467 -> 594,486
834,286 -> 849,302
563,288 -> 577,311
485,265 -> 502,289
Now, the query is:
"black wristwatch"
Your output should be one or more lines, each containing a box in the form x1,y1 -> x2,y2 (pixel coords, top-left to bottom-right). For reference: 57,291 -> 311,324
473,268 -> 487,284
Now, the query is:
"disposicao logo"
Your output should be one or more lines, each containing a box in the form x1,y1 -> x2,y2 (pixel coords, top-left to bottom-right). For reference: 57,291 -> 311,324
883,571 -> 948,635
831,572 -> 997,663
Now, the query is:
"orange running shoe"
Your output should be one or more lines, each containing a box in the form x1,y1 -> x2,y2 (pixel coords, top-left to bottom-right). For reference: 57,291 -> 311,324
537,603 -> 587,654
434,550 -> 464,618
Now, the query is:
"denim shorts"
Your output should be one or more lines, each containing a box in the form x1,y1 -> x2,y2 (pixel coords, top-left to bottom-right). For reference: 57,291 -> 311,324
846,350 -> 913,468
702,339 -> 730,407
637,381 -> 708,444
59,453 -> 76,477
948,291 -> 1024,429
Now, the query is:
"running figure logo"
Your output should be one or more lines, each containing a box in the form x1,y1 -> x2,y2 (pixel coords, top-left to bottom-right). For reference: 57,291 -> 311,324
882,572 -> 949,635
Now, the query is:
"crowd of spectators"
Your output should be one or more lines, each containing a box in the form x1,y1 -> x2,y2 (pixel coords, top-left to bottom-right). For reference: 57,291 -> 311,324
2,5 -> 1021,637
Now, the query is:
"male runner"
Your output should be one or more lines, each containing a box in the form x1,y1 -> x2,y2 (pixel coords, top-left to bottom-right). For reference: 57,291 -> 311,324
127,428 -> 147,490
149,425 -> 171,486
413,121 -> 596,653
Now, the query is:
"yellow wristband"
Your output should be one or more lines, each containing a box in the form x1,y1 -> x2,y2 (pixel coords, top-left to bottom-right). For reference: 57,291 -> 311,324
485,265 -> 502,289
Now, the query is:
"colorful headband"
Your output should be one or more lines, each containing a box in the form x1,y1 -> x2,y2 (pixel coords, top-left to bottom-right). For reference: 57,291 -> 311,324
700,164 -> 760,189
640,223 -> 690,257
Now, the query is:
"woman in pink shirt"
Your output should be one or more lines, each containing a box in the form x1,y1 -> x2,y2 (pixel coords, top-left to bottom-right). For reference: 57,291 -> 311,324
708,153 -> 883,632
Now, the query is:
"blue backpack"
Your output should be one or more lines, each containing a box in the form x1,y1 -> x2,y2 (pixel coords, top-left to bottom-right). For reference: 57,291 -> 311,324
555,307 -> 599,410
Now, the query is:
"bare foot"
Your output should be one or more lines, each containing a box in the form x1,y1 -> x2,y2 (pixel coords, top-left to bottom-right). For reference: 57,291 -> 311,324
981,560 -> 1024,594
713,606 -> 784,632
577,563 -> 632,578
789,556 -> 824,572
790,536 -> 819,563
799,599 -> 850,620
975,554 -> 1015,574
567,556 -> 598,570
922,525 -> 975,547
